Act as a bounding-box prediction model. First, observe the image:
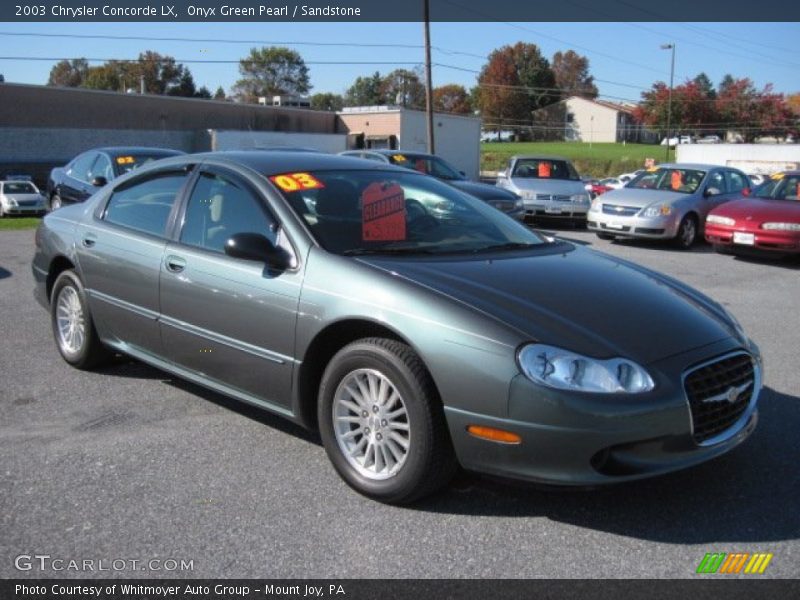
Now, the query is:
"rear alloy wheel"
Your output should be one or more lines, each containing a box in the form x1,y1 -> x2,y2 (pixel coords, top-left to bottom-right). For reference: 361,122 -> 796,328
50,194 -> 63,211
673,215 -> 698,250
318,338 -> 457,504
50,270 -> 111,369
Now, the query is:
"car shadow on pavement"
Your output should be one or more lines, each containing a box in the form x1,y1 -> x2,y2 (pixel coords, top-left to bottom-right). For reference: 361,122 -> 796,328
729,253 -> 800,271
94,358 -> 322,444
0,266 -> 11,280
417,385 -> 800,545
610,238 -> 716,254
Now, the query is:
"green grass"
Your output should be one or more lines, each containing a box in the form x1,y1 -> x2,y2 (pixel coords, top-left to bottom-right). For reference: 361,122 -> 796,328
481,142 -> 675,177
0,217 -> 42,230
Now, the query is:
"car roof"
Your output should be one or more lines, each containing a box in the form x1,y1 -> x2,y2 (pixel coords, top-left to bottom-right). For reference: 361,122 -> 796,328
366,149 -> 435,159
91,146 -> 185,156
654,163 -> 734,171
165,150 -> 413,175
510,154 -> 571,161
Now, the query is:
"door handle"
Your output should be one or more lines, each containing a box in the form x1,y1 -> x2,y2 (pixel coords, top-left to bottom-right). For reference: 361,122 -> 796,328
81,234 -> 97,248
165,255 -> 186,273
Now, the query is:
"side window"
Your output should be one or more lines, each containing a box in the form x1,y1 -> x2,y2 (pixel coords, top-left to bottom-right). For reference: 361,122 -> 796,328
104,171 -> 188,237
67,153 -> 97,182
707,171 -> 727,193
180,171 -> 276,254
88,154 -> 113,183
726,171 -> 747,193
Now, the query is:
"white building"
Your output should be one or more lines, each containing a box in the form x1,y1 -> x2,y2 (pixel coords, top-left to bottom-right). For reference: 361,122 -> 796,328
531,96 -> 655,144
337,106 -> 482,180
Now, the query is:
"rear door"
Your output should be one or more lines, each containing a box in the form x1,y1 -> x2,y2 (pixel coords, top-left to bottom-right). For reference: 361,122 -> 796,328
159,166 -> 302,408
76,166 -> 194,357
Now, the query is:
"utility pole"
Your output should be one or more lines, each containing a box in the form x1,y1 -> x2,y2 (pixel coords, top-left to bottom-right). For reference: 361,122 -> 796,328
423,0 -> 435,154
661,43 -> 676,162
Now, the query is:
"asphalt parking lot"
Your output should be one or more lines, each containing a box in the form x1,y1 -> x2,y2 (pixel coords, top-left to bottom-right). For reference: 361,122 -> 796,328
1,225 -> 798,579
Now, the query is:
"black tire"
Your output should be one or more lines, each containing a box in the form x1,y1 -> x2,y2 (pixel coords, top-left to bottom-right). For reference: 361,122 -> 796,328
673,214 -> 698,250
318,337 -> 457,504
50,270 -> 112,369
50,194 -> 63,211
596,232 -> 616,241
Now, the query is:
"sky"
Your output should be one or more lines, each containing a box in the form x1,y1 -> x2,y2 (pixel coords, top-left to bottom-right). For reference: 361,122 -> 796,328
0,21 -> 798,102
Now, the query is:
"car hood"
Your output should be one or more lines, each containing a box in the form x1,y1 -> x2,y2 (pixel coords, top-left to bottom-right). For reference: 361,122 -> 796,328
507,178 -> 586,195
359,244 -> 736,365
712,197 -> 800,222
450,180 -> 518,200
3,193 -> 42,201
599,187 -> 687,208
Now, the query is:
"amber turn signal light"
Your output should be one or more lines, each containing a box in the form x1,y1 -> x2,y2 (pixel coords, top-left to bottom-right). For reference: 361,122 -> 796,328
467,425 -> 522,444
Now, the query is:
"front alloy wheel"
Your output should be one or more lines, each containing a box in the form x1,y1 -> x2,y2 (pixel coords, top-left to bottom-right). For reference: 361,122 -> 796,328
332,368 -> 410,480
318,338 -> 457,503
674,215 -> 698,249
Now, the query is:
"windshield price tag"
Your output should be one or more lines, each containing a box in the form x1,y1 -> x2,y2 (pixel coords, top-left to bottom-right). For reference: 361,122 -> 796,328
671,170 -> 683,190
270,172 -> 325,192
116,156 -> 135,165
771,172 -> 785,180
538,162 -> 551,178
362,182 -> 406,242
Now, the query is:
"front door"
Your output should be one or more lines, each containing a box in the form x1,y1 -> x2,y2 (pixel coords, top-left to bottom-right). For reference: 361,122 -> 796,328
159,167 -> 302,408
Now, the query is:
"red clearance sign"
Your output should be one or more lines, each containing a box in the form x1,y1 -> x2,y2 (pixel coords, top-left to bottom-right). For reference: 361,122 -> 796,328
538,162 -> 551,178
361,182 -> 406,242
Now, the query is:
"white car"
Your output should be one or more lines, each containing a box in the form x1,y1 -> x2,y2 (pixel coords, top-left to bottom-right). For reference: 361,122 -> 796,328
0,180 -> 46,217
697,135 -> 722,144
599,177 -> 625,190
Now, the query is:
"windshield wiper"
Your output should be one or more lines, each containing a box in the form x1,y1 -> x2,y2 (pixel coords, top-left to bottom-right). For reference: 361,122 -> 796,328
342,247 -> 438,256
472,242 -> 541,253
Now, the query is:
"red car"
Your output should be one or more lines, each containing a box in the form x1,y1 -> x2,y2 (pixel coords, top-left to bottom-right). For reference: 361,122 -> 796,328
705,171 -> 800,256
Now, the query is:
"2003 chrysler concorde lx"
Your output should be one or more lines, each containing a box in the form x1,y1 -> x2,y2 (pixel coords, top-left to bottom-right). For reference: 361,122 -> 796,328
32,152 -> 763,503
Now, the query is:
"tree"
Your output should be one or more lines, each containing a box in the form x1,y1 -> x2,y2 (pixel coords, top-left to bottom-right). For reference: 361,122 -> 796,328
380,68 -> 426,109
432,84 -> 472,114
693,72 -> 716,100
344,72 -> 383,106
787,93 -> 800,116
214,86 -> 227,100
166,70 -> 198,97
433,84 -> 473,114
552,50 -> 597,99
718,74 -> 736,96
716,79 -> 793,142
310,92 -> 344,112
634,79 -> 717,137
47,58 -> 89,87
232,46 -> 311,103
82,64 -> 122,92
476,42 -> 559,139
194,86 -> 212,99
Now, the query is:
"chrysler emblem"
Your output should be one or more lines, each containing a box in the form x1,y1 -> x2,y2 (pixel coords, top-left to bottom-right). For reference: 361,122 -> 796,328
702,381 -> 752,405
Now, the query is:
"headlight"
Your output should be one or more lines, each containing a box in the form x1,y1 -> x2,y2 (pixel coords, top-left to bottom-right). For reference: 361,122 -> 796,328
570,193 -> 590,204
517,344 -> 655,394
707,215 -> 735,226
762,222 -> 800,231
642,204 -> 672,217
514,197 -> 524,210
521,190 -> 536,200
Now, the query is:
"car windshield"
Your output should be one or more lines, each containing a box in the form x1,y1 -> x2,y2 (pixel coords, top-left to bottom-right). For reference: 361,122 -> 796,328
752,174 -> 800,201
273,169 -> 547,255
2,182 -> 38,194
387,154 -> 464,181
627,168 -> 706,194
511,159 -> 579,181
114,154 -> 173,175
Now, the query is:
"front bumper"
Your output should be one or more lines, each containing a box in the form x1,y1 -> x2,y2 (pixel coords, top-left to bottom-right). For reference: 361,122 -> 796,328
2,204 -> 46,215
444,339 -> 761,485
587,209 -> 682,239
522,201 -> 589,220
706,223 -> 800,254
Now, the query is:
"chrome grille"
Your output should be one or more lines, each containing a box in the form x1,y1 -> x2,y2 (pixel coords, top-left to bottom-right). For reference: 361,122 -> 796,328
684,353 -> 755,444
536,194 -> 571,202
602,204 -> 640,216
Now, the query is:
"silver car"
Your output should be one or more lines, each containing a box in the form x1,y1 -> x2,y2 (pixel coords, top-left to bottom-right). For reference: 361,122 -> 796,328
496,155 -> 591,224
587,163 -> 751,249
0,180 -> 46,217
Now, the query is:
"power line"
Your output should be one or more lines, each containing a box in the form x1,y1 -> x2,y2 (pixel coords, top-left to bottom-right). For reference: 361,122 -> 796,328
0,56 -> 423,66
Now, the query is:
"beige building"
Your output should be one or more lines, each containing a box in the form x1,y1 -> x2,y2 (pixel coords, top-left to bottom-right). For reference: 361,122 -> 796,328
337,106 -> 482,180
531,96 -> 655,144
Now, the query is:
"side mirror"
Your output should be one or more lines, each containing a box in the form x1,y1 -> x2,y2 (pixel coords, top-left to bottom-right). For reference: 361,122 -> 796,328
224,232 -> 292,270
91,176 -> 107,187
459,170 -> 466,177
704,187 -> 721,198
497,169 -> 507,179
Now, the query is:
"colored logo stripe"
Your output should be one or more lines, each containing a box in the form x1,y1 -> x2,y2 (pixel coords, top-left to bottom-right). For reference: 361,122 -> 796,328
697,552 -> 773,574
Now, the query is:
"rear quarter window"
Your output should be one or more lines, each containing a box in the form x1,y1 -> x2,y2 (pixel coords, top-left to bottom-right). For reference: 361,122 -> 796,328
103,172 -> 188,237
